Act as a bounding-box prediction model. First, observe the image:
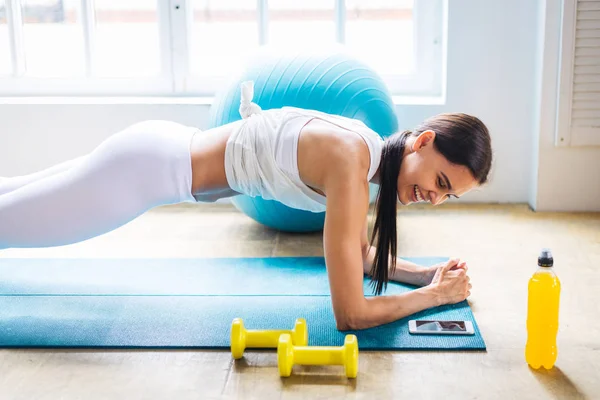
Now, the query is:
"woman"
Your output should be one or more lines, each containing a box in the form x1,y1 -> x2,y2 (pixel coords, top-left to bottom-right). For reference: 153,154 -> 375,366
0,82 -> 492,330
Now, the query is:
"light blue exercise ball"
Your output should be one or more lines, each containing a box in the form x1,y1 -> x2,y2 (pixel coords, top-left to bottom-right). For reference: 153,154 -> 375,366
208,47 -> 398,233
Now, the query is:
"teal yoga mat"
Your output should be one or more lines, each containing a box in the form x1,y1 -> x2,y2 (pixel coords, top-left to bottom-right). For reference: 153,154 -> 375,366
0,257 -> 485,350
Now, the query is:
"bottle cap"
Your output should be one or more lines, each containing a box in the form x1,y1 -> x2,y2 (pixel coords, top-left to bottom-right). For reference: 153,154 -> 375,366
538,248 -> 554,267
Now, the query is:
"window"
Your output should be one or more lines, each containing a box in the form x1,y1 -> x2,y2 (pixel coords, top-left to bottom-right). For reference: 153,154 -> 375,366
268,0 -> 335,48
0,0 -> 11,75
345,0 -> 446,97
189,0 -> 259,79
93,0 -> 161,77
0,0 -> 446,98
20,0 -> 84,77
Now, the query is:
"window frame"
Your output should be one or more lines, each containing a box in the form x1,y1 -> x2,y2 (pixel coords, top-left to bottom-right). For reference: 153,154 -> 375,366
0,0 -> 446,98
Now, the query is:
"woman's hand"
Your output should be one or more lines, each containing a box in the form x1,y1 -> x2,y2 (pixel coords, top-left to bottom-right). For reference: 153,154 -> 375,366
426,259 -> 472,306
420,258 -> 468,286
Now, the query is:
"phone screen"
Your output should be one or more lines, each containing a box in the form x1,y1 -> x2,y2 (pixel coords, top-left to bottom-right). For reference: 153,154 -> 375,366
415,320 -> 467,332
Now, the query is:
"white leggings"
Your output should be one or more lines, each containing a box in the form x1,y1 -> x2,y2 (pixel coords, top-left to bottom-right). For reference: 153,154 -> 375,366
0,120 -> 199,249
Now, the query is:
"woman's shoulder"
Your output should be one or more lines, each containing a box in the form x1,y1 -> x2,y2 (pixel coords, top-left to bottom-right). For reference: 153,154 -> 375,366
301,119 -> 372,174
281,106 -> 367,126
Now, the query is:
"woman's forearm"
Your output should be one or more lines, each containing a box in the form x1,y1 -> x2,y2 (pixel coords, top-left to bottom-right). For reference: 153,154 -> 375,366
362,245 -> 428,286
343,286 -> 440,330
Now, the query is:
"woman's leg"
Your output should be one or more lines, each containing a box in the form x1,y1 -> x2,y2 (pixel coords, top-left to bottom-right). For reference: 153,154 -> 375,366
0,156 -> 86,196
0,120 -> 198,249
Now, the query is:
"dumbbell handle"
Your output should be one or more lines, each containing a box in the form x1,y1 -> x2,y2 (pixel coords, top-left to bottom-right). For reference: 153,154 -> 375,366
245,329 -> 296,347
292,346 -> 345,366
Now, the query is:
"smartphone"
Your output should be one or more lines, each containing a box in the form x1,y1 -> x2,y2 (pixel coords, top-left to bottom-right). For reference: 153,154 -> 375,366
408,320 -> 475,335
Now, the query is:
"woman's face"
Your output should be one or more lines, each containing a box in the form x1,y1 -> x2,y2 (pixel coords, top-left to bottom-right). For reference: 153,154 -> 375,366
397,130 -> 479,206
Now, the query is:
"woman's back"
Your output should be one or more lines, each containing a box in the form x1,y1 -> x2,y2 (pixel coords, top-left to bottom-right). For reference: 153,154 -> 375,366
190,105 -> 382,208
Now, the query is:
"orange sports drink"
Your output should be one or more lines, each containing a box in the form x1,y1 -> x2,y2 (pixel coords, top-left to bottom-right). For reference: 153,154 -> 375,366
525,249 -> 561,369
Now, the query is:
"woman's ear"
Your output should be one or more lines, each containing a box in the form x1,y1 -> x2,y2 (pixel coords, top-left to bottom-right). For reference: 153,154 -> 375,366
412,130 -> 436,151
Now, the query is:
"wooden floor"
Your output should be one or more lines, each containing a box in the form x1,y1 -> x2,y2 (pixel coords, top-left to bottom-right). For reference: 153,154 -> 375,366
0,203 -> 598,399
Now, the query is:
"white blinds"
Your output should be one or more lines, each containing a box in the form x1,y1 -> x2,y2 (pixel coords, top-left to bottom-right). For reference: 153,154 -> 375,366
557,0 -> 600,146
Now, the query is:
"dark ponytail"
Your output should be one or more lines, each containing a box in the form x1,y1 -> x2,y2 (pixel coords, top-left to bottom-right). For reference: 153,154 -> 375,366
368,131 -> 410,295
368,113 -> 492,295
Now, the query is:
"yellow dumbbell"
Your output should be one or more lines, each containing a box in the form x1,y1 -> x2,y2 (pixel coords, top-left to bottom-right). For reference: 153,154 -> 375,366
230,318 -> 308,359
277,333 -> 359,378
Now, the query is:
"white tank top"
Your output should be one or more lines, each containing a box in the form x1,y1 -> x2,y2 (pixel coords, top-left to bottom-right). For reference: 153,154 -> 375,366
224,81 -> 384,213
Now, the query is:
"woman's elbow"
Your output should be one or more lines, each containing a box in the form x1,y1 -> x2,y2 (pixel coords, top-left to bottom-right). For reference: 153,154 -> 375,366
335,317 -> 353,331
334,304 -> 370,331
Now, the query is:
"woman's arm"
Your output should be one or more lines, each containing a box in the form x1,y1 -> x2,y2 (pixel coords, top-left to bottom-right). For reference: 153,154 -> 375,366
323,160 -> 441,331
360,222 -> 467,287
360,232 -> 429,287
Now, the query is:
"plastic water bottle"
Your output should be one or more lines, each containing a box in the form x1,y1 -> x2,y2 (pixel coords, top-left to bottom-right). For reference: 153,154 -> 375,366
525,248 -> 561,369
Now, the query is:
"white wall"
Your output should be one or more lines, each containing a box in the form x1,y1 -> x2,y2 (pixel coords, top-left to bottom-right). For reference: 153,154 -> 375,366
532,0 -> 600,212
0,102 -> 210,175
1,0 -> 595,210
395,0 -> 540,204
